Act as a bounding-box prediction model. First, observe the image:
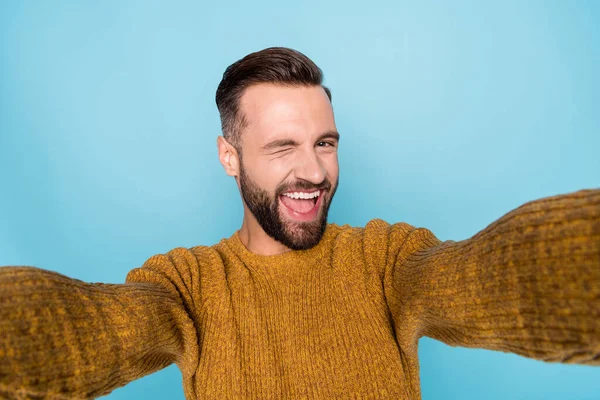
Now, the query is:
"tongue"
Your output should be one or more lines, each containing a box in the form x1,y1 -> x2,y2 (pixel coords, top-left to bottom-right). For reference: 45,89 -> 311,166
280,196 -> 315,213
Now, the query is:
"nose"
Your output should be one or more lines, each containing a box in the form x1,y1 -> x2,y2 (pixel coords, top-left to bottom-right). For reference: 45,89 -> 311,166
294,148 -> 327,185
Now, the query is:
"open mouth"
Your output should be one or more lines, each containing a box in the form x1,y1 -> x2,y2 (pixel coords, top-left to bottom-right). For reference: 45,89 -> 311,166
279,190 -> 323,221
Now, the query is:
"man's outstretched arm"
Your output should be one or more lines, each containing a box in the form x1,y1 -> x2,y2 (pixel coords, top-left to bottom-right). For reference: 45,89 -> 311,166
0,262 -> 199,399
383,189 -> 599,363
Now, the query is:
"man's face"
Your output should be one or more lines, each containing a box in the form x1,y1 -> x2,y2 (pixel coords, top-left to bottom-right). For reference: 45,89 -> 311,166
236,84 -> 339,250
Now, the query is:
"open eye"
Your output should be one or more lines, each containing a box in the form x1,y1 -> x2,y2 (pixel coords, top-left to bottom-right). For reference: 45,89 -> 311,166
317,141 -> 336,148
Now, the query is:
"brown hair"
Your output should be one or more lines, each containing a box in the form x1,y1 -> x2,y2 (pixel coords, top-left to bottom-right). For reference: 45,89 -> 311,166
215,47 -> 331,154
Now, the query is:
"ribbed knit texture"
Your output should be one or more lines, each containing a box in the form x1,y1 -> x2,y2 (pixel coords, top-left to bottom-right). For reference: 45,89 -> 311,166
1,189 -> 599,399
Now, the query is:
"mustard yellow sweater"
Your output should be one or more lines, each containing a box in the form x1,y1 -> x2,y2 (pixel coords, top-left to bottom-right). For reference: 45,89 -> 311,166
1,190 -> 599,399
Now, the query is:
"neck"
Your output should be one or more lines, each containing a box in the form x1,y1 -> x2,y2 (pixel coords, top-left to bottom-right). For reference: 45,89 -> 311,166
238,209 -> 292,256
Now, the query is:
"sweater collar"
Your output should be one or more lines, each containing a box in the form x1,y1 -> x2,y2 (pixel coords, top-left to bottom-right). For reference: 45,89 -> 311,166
224,223 -> 341,268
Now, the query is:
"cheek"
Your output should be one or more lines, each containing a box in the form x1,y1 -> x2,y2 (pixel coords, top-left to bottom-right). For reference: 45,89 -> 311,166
322,154 -> 339,181
254,160 -> 292,193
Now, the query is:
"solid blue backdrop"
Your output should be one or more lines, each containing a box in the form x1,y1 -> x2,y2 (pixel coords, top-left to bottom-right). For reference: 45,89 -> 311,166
1,1 -> 598,399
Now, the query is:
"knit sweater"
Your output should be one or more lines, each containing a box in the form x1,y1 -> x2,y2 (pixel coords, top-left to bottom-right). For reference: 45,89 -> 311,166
1,189 -> 599,399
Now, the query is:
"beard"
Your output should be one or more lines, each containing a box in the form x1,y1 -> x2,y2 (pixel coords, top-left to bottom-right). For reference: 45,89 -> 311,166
238,164 -> 338,251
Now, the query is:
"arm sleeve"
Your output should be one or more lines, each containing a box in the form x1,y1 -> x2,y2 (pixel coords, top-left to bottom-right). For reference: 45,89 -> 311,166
0,250 -> 199,399
382,189 -> 600,364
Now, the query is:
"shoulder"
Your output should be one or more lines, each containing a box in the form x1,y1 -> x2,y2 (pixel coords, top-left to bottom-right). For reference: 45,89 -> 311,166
125,245 -> 227,302
331,219 -> 440,276
132,245 -> 225,274
330,219 -> 418,250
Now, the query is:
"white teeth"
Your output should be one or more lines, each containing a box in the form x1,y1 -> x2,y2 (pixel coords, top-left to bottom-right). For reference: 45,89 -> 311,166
283,190 -> 320,200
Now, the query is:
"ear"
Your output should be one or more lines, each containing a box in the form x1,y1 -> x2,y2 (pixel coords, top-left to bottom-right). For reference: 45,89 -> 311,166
217,136 -> 240,177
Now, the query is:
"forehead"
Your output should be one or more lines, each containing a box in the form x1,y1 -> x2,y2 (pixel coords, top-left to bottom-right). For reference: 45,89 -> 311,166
238,83 -> 335,145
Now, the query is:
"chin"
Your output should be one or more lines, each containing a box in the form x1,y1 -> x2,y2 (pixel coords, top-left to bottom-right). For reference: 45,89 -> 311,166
278,215 -> 327,251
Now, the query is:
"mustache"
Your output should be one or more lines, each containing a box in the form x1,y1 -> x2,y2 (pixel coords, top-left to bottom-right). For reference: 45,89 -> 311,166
276,179 -> 332,196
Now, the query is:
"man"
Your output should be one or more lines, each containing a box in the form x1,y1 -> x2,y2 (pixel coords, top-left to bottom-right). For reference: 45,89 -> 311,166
1,47 -> 599,399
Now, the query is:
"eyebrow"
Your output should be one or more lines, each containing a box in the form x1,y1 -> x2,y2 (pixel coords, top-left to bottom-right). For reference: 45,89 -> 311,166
261,131 -> 340,151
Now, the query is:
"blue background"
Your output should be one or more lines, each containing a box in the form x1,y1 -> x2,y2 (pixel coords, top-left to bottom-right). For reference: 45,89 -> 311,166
1,1 -> 599,399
